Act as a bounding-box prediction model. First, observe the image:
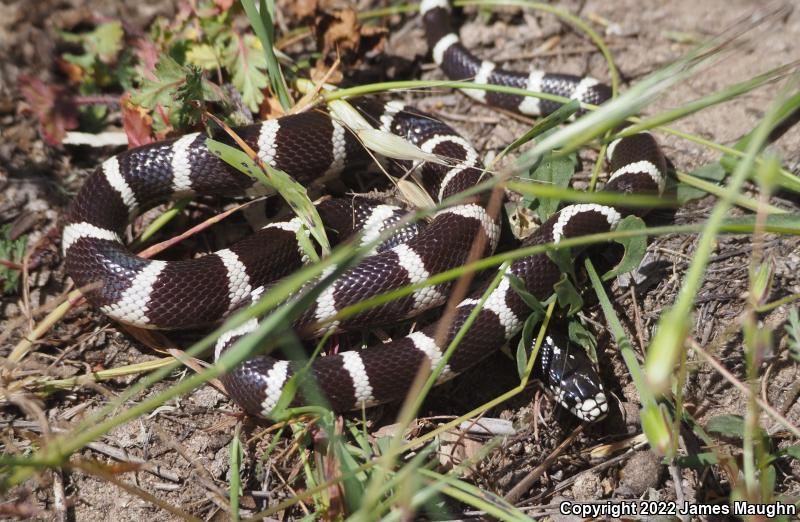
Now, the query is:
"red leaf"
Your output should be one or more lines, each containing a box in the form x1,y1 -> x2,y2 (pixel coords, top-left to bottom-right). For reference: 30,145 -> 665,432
17,75 -> 79,146
213,0 -> 235,11
120,93 -> 154,147
132,37 -> 159,80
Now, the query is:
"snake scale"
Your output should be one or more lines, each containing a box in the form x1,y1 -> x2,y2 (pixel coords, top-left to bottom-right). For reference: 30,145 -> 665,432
62,0 -> 667,421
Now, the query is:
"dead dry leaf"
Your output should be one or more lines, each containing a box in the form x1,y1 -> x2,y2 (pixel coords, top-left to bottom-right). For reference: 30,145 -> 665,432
312,7 -> 387,69
120,93 -> 155,148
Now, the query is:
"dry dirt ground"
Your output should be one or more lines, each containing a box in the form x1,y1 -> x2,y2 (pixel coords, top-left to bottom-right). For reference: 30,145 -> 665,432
2,0 -> 800,520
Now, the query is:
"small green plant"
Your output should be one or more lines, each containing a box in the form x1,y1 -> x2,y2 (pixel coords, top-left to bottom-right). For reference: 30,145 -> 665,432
0,225 -> 27,295
21,1 -> 287,144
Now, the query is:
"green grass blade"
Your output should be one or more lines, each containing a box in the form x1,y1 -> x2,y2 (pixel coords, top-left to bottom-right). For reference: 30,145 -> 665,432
240,0 -> 292,110
1,228 -> 373,487
507,180 -> 675,208
645,80 -> 798,398
496,100 -> 580,162
674,170 -> 787,214
207,137 -> 331,255
419,469 -> 534,522
585,258 -> 675,454
614,63 -> 798,139
230,424 -> 242,521
131,197 -> 192,247
723,90 -> 800,161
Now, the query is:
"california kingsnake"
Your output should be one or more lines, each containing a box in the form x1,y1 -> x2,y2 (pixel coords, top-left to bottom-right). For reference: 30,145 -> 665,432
62,0 -> 667,422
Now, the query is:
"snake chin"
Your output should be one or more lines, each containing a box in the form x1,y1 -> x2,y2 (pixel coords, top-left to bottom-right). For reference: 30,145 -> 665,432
570,392 -> 609,422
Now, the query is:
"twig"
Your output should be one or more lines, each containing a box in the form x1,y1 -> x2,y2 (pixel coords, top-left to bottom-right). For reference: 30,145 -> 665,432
74,94 -> 122,106
152,425 -> 231,512
8,194 -> 258,364
70,460 -> 200,522
136,199 -> 264,259
630,286 -> 647,356
1,420 -> 182,482
689,340 -> 800,438
8,287 -> 87,363
525,442 -> 647,505
85,439 -> 182,483
52,468 -> 67,522
669,464 -> 689,522
504,424 -> 585,504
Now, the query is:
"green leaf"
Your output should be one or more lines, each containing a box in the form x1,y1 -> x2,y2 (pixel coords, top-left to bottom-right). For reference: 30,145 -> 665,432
676,451 -> 719,467
603,215 -> 647,280
229,425 -> 242,521
132,55 -> 223,131
515,313 -> 539,380
675,163 -> 726,204
750,260 -> 773,304
527,151 -> 579,221
204,137 -> 267,182
88,22 -> 124,62
175,66 -> 223,127
547,245 -> 582,314
508,179 -> 673,209
706,414 -> 745,439
506,273 -> 546,315
763,464 -> 777,498
553,273 -> 582,315
186,43 -> 220,70
507,272 -> 549,380
375,434 -> 392,457
641,403 -> 676,457
268,179 -> 330,258
132,56 -> 187,121
61,21 -> 124,63
346,423 -> 374,458
269,365 -> 302,418
568,320 -> 598,364
546,247 -> 576,281
61,52 -> 96,71
335,438 -> 365,511
498,100 -> 580,159
0,225 -> 26,294
779,444 -> 800,460
723,213 -> 800,235
294,225 -> 320,264
223,33 -> 269,112
721,90 -> 800,171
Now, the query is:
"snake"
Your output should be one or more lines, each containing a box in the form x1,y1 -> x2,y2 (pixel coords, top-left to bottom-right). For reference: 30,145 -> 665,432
62,0 -> 667,422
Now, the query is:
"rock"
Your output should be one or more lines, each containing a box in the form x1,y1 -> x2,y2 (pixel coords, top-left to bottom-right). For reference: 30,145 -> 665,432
617,450 -> 663,497
572,470 -> 604,501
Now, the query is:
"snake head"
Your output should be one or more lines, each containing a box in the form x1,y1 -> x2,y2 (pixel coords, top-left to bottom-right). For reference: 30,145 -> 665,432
537,332 -> 609,422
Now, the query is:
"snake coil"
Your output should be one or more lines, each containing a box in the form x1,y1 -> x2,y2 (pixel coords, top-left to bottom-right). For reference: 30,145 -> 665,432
63,0 -> 667,421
